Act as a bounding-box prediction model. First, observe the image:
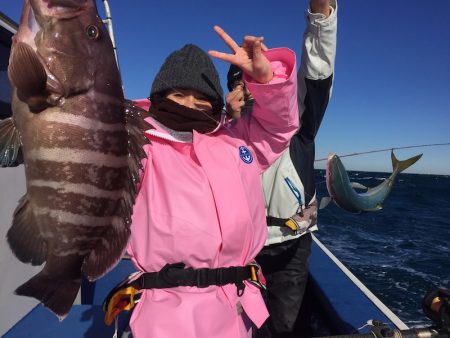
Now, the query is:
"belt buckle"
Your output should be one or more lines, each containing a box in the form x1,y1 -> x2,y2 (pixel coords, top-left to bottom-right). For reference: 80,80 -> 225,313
104,286 -> 140,326
248,263 -> 266,290
195,268 -> 211,288
103,271 -> 144,326
284,218 -> 300,235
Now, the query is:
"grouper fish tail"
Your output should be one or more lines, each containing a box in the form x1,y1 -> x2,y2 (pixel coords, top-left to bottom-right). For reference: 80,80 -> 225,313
391,150 -> 423,174
15,253 -> 85,320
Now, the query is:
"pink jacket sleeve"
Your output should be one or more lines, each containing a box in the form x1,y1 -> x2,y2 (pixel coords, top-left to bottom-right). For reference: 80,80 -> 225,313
230,47 -> 299,172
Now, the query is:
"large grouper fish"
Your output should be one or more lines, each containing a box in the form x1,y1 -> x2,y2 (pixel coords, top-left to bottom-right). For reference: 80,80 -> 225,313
0,0 -> 150,318
320,151 -> 422,213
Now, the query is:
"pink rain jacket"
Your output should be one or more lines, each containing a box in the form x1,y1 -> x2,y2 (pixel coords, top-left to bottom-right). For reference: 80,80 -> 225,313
128,48 -> 299,338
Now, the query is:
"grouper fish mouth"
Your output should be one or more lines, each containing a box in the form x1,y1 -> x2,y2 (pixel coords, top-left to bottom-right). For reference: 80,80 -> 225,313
320,151 -> 422,214
0,0 -> 151,319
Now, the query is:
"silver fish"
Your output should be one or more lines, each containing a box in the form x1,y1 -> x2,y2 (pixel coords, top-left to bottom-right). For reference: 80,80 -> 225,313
320,151 -> 422,213
0,0 -> 150,318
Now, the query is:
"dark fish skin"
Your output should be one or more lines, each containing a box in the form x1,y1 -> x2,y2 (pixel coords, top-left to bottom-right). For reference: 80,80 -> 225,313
1,0 -> 150,319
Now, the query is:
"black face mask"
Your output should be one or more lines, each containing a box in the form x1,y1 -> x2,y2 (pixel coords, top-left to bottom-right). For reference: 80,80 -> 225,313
150,96 -> 222,134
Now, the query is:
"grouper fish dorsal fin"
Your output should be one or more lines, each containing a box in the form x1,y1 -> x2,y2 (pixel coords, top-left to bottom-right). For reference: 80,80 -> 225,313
391,151 -> 423,173
0,117 -> 23,167
81,100 -> 153,281
120,101 -> 154,212
8,42 -> 49,111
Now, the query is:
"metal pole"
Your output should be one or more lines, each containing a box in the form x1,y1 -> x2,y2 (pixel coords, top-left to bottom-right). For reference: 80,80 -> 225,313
102,0 -> 120,74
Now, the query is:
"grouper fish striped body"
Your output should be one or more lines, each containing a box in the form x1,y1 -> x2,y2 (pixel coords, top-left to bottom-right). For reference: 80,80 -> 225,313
0,0 -> 150,318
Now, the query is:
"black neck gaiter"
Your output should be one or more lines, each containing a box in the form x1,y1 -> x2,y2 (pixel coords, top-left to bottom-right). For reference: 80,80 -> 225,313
150,97 -> 222,134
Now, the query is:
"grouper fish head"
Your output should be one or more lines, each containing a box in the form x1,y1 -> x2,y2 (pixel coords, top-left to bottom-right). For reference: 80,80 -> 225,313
10,0 -> 122,108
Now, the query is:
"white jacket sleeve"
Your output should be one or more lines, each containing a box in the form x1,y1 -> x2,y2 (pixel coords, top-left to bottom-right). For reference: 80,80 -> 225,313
301,1 -> 338,80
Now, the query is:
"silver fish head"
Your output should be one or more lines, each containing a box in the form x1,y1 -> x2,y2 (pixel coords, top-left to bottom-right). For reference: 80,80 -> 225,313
325,152 -> 350,200
326,153 -> 340,175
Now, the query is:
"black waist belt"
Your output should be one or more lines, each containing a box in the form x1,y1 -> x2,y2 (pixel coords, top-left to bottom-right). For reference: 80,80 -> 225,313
266,215 -> 308,234
103,262 -> 262,326
132,262 -> 255,290
266,215 -> 289,227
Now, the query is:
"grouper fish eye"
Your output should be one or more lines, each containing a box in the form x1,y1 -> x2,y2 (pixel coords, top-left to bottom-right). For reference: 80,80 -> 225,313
86,24 -> 100,39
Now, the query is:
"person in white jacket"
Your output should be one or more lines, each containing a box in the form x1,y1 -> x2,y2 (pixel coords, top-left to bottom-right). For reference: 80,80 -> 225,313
226,1 -> 337,336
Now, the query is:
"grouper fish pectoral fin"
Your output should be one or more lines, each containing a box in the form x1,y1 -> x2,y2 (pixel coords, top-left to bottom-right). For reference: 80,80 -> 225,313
7,195 -> 47,265
319,196 -> 332,210
8,42 -> 49,111
391,151 -> 423,173
0,117 -> 23,167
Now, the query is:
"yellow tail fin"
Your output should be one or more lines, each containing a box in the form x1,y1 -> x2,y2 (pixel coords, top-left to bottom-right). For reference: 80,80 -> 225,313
391,151 -> 423,173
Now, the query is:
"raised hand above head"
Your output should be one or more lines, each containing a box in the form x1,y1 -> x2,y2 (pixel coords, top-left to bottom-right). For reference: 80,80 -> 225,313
208,26 -> 273,85
310,0 -> 333,16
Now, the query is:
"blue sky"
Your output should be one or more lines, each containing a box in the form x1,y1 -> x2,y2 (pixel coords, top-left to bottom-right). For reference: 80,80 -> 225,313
2,1 -> 450,174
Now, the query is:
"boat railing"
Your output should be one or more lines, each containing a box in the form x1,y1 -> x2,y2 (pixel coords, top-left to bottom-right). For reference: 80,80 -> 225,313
316,288 -> 450,338
312,234 -> 409,330
316,326 -> 448,338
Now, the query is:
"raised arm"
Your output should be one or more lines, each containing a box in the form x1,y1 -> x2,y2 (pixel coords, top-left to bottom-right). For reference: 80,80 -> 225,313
210,27 -> 299,172
298,0 -> 337,115
291,0 -> 338,205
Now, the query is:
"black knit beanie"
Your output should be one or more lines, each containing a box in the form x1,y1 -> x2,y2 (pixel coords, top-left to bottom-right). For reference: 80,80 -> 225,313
150,44 -> 224,109
227,64 -> 243,91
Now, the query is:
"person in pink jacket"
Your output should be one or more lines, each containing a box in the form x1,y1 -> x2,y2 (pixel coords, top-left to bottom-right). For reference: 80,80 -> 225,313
127,26 -> 299,338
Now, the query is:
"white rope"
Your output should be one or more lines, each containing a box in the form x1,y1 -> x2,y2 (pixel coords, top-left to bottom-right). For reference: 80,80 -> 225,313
311,234 -> 409,330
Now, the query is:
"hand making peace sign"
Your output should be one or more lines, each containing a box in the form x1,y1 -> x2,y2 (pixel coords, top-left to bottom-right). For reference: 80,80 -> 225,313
208,26 -> 273,85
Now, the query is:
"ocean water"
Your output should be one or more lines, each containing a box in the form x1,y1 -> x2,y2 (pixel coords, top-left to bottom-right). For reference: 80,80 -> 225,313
314,170 -> 450,328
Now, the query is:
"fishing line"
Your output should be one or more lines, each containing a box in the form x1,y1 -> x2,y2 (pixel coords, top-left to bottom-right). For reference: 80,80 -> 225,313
315,142 -> 450,162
